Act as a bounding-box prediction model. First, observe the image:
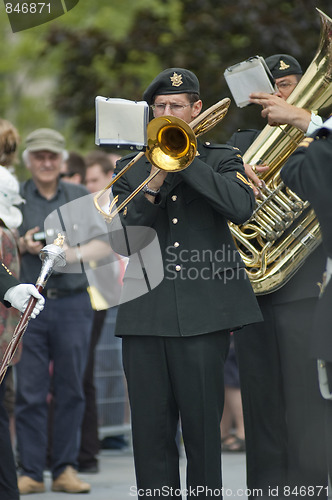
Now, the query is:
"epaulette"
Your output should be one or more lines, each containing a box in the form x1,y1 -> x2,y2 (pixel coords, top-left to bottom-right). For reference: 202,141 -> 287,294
297,137 -> 315,148
202,142 -> 243,159
203,141 -> 236,150
118,151 -> 139,164
233,128 -> 260,134
314,127 -> 332,139
298,127 -> 331,149
114,152 -> 142,174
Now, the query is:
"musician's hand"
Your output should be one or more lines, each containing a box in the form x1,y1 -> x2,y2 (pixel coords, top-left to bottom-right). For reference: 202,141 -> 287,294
4,284 -> 45,318
148,166 -> 168,190
144,166 -> 168,203
21,226 -> 44,255
249,92 -> 311,132
244,163 -> 269,198
249,92 -> 290,126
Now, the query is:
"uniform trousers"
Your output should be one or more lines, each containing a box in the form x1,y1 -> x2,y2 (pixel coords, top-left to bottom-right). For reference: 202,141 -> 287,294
235,296 -> 327,499
0,369 -> 19,500
122,331 -> 230,500
324,377 -> 332,482
15,291 -> 93,482
314,278 -> 332,483
78,308 -> 107,469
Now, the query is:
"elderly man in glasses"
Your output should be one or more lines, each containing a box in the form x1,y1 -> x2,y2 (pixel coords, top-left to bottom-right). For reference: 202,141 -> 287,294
15,128 -> 111,495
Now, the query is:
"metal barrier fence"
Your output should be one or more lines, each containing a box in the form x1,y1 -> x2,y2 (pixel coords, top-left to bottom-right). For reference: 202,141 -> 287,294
94,306 -> 131,439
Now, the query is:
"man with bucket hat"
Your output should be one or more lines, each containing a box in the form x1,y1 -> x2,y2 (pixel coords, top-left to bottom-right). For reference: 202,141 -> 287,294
15,128 -> 99,495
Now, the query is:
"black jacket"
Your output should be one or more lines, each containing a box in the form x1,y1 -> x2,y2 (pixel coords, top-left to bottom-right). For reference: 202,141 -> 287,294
0,262 -> 19,305
110,141 -> 263,337
282,126 -> 332,360
281,127 -> 332,259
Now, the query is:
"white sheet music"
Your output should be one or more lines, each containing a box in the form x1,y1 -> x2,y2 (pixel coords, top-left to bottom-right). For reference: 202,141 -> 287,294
95,97 -> 149,148
224,56 -> 275,108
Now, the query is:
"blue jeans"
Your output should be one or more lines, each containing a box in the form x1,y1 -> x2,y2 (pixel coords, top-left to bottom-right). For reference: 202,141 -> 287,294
15,291 -> 93,481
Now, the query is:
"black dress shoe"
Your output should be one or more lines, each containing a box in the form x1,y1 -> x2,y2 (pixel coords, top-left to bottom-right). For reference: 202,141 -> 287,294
78,462 -> 99,474
100,435 -> 128,450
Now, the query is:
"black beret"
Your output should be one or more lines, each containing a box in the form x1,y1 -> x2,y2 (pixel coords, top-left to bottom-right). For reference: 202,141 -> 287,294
143,68 -> 200,105
265,54 -> 303,79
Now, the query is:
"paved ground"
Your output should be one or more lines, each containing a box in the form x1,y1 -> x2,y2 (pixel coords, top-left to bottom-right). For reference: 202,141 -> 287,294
23,446 -> 247,499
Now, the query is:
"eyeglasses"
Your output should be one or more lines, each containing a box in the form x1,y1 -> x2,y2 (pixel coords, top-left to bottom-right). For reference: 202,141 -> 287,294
275,82 -> 297,91
150,103 -> 192,112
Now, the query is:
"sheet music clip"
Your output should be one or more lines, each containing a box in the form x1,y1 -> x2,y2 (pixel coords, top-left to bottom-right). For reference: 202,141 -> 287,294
95,96 -> 149,150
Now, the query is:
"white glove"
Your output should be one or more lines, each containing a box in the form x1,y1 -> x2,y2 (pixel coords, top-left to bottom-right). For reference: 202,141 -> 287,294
4,284 -> 45,319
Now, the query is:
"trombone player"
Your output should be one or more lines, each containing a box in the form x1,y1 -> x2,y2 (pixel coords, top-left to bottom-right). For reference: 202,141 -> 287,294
108,67 -> 262,498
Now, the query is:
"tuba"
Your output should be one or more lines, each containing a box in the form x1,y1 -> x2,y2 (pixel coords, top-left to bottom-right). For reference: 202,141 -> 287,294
228,8 -> 332,295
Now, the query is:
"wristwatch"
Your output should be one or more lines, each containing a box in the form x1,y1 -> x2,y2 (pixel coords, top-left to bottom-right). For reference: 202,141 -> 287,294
142,184 -> 160,197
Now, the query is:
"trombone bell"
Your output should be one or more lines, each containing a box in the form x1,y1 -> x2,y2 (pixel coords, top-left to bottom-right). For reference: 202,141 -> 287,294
94,99 -> 231,222
146,116 -> 197,172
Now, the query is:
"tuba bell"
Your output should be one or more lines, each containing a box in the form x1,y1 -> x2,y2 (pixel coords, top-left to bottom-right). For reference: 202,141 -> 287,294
228,8 -> 332,295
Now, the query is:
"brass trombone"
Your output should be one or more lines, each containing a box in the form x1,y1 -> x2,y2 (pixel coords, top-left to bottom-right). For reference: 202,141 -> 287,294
94,98 -> 230,222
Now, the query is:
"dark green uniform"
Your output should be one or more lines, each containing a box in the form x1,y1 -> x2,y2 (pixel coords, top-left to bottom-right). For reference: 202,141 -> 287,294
0,262 -> 20,500
113,142 -> 262,336
228,128 -> 327,499
0,262 -> 19,305
110,141 -> 262,498
282,124 -> 332,363
282,121 -> 332,485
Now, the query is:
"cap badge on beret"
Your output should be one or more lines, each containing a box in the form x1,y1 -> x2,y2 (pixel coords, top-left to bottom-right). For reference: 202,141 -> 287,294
170,72 -> 183,87
279,60 -> 290,71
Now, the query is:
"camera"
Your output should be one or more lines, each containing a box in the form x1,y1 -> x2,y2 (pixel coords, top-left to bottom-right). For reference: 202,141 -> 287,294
32,232 -> 46,245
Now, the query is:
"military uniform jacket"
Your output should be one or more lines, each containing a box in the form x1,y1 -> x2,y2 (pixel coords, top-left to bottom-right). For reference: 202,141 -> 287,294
111,141 -> 262,337
281,126 -> 332,360
0,262 -> 19,305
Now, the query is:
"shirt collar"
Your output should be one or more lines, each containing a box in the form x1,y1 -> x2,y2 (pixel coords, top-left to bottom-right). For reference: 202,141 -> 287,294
30,178 -> 63,200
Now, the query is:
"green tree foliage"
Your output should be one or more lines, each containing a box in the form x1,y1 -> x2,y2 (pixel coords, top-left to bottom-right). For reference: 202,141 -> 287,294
173,0 -> 332,140
1,0 -> 332,167
44,0 -> 332,147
